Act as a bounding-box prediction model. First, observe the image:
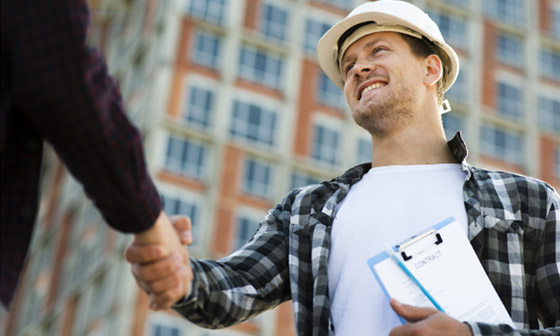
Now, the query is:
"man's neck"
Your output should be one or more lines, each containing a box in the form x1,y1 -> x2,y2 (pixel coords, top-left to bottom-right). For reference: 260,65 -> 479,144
369,121 -> 457,168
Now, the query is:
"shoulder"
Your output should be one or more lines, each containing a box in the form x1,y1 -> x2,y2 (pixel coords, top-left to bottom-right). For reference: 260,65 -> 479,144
275,163 -> 371,221
281,181 -> 337,214
470,166 -> 555,194
468,166 -> 558,216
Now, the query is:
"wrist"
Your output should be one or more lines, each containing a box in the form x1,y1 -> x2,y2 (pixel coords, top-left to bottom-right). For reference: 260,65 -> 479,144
134,211 -> 169,244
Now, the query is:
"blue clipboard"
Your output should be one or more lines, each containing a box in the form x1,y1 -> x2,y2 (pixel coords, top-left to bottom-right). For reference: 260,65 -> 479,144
366,217 -> 515,327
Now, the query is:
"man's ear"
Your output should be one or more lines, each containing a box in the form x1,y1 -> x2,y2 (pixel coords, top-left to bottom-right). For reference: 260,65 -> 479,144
424,54 -> 442,88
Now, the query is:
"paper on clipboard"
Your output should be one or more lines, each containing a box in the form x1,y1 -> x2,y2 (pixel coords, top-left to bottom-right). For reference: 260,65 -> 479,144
367,217 -> 515,327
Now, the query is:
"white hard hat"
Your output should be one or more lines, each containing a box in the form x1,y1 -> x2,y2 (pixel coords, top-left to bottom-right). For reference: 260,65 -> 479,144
316,0 -> 459,93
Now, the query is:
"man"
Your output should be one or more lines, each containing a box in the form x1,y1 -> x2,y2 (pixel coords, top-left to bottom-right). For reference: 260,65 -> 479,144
126,1 -> 559,335
0,0 -> 191,308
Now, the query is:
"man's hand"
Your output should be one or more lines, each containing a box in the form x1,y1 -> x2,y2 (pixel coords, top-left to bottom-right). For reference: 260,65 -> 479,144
389,299 -> 473,336
127,213 -> 193,310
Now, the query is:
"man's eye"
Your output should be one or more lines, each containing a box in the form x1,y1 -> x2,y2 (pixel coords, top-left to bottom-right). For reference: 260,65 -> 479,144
374,47 -> 385,53
345,64 -> 354,75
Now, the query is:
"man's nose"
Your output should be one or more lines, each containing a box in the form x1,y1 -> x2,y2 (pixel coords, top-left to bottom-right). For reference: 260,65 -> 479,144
353,62 -> 376,78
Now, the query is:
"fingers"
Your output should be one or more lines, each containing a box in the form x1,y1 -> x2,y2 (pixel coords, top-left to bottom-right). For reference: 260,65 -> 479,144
146,265 -> 189,294
128,249 -> 194,309
149,264 -> 193,310
390,298 -> 438,322
130,252 -> 194,310
389,299 -> 472,336
170,215 -> 193,246
128,212 -> 194,310
125,243 -> 167,263
130,253 -> 183,283
148,265 -> 192,310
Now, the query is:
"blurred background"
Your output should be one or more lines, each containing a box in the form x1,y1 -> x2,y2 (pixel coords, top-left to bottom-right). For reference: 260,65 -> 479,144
1,0 -> 559,335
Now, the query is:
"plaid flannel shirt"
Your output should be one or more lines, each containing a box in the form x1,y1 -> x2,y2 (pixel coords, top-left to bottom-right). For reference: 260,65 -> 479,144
174,133 -> 560,335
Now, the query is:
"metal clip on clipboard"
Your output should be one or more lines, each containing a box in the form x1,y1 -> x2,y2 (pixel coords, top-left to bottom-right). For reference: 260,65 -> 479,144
397,229 -> 444,261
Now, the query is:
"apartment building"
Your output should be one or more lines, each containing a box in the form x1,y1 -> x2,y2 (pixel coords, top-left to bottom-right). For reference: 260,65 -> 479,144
2,0 -> 558,335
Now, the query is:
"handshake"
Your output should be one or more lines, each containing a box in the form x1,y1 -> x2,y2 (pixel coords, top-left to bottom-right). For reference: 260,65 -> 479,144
127,212 -> 194,311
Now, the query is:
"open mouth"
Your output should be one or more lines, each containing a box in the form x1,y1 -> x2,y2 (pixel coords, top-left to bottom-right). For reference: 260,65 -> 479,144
359,81 -> 387,100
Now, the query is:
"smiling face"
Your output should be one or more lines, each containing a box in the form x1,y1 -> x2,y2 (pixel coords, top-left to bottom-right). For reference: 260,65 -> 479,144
340,32 -> 430,136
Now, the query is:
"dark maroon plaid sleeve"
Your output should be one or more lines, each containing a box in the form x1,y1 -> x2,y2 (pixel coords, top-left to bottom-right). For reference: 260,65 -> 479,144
1,0 -> 162,306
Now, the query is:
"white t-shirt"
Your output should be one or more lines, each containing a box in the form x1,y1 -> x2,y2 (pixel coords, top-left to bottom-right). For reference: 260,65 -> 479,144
328,164 -> 468,335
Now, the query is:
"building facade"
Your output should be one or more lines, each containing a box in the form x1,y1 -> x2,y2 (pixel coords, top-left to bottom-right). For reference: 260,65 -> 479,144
2,0 -> 559,335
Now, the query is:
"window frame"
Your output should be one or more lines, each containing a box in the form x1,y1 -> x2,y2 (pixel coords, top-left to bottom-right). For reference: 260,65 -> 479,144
238,45 -> 284,90
259,1 -> 289,42
480,124 -> 524,165
426,8 -> 468,49
229,99 -> 277,147
496,31 -> 523,67
190,29 -> 223,70
188,0 -> 227,25
241,157 -> 274,199
304,17 -> 333,55
317,71 -> 346,110
496,80 -> 523,120
538,95 -> 560,135
183,83 -> 215,129
539,47 -> 560,82
483,0 -> 525,26
164,135 -> 208,180
312,120 -> 341,167
233,209 -> 265,251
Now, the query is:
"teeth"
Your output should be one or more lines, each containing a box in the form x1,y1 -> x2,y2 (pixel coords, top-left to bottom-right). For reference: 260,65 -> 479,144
361,82 -> 386,97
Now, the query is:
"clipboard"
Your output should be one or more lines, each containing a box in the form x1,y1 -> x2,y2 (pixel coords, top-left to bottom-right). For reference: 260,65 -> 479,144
367,217 -> 515,327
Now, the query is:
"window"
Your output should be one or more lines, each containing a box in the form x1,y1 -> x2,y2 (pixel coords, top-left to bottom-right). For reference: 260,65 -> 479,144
191,30 -> 222,70
18,241 -> 55,330
556,147 -> 560,178
317,72 -> 346,110
480,125 -> 523,165
165,135 -> 207,180
290,172 -> 321,190
229,100 -> 277,147
184,85 -> 214,128
442,113 -> 464,139
260,3 -> 289,42
312,123 -> 340,166
238,46 -> 284,89
483,0 -> 524,25
162,194 -> 200,247
151,324 -> 181,336
188,0 -> 226,25
540,47 -> 560,81
234,213 -> 261,250
496,32 -> 523,67
242,157 -> 273,199
443,0 -> 468,7
304,18 -> 331,55
552,7 -> 560,41
89,271 -> 116,321
446,69 -> 466,103
314,0 -> 353,10
357,138 -> 371,164
538,96 -> 560,134
162,195 -> 199,223
426,9 -> 467,49
497,81 -> 522,119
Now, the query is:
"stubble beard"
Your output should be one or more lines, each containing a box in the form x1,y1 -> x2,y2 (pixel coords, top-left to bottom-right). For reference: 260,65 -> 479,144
351,85 -> 416,136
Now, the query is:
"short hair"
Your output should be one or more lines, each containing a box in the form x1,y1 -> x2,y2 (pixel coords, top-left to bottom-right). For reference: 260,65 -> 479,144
400,33 -> 445,105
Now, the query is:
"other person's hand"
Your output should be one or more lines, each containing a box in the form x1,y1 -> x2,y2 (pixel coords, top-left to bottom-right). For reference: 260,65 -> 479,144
127,213 -> 194,310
